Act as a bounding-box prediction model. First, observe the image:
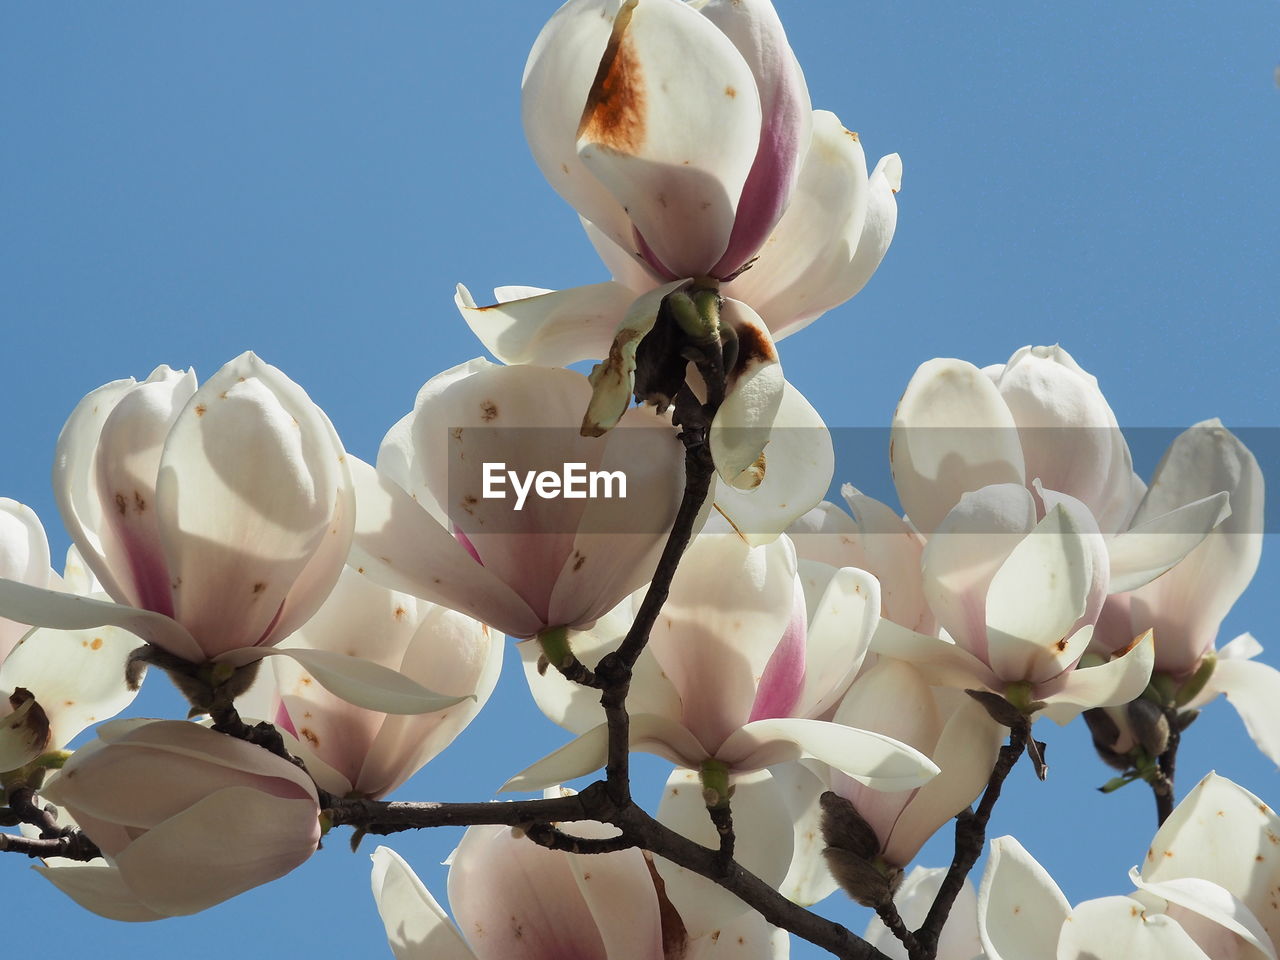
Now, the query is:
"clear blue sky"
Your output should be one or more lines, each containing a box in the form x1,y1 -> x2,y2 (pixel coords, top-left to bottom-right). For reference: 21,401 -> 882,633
2,2 -> 1277,957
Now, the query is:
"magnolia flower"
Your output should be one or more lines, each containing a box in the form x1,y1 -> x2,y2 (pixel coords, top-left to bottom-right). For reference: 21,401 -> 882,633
889,350 -> 1228,591
39,720 -> 321,920
0,356 -> 453,716
371,828 -> 789,959
978,773 -> 1280,959
0,502 -> 140,773
265,565 -> 503,799
511,531 -> 937,794
871,485 -> 1153,723
350,359 -> 688,640
823,660 -> 1002,871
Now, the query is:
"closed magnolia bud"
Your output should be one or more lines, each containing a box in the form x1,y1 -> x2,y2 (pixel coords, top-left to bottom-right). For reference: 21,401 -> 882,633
1125,698 -> 1171,757
820,790 -> 903,908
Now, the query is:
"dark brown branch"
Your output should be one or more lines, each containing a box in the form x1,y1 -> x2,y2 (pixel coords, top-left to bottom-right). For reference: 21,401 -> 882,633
524,822 -> 637,855
912,717 -> 1030,959
1150,704 -> 1184,826
875,901 -> 921,957
0,829 -> 101,861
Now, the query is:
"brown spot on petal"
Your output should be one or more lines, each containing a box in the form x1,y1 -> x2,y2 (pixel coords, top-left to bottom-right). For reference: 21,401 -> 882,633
133,491 -> 146,512
724,85 -> 737,98
194,403 -> 207,417
252,582 -> 266,594
845,128 -> 860,142
730,321 -> 778,378
578,0 -> 645,154
1055,638 -> 1068,652
479,400 -> 499,422
572,552 -> 586,572
394,606 -> 407,621
300,727 -> 320,747
114,493 -> 127,516
91,637 -> 103,651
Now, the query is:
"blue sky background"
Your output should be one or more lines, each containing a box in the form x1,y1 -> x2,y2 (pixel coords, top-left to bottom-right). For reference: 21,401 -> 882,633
2,2 -> 1277,957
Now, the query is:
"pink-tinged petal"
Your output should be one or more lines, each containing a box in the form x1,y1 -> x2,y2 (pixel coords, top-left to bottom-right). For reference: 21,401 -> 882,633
1057,896 -> 1212,960
921,483 -> 1037,658
37,863 -> 167,923
109,788 -> 319,916
546,402 -> 690,630
580,216 -> 665,292
0,623 -> 141,756
829,660 -> 940,853
648,533 -> 795,751
1128,420 -> 1263,676
219,646 -> 471,717
91,370 -> 196,616
1201,658 -> 1280,767
501,714 -> 711,792
710,299 -> 784,487
886,697 -> 1004,868
891,359 -> 1025,535
871,619 -> 1001,692
1129,872 -> 1276,960
749,579 -> 808,722
723,111 -> 871,339
573,0 -> 763,278
582,279 -> 691,435
522,0 -> 644,260
864,867 -> 981,960
718,717 -> 939,789
455,281 -> 635,367
702,0 -> 812,278
52,370 -> 188,608
0,577 -> 202,662
984,504 -> 1093,684
1034,484 -> 1111,632
0,499 -> 54,660
155,353 -> 349,657
655,768 -> 793,938
977,837 -> 1070,960
1107,492 -> 1230,594
772,761 -> 840,907
1039,629 -> 1154,725
792,565 -> 880,719
1143,773 -> 1280,946
348,456 -> 542,639
371,846 -> 477,960
714,377 -> 834,545
994,345 -> 1139,531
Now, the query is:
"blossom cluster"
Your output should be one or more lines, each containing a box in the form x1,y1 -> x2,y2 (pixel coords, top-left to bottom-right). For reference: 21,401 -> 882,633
0,1 -> 1270,958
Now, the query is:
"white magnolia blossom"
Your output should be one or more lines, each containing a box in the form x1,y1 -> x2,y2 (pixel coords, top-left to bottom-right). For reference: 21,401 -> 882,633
0,501 -> 140,772
371,819 -> 790,959
265,565 -> 503,799
350,359 -> 688,640
889,349 -> 1228,592
39,719 -> 321,921
871,486 -> 1154,723
979,773 -> 1280,959
510,531 -> 938,794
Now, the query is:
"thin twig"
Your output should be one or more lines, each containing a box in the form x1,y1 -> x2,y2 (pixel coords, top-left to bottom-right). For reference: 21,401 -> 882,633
876,901 -> 921,957
912,717 -> 1030,959
1151,705 -> 1182,827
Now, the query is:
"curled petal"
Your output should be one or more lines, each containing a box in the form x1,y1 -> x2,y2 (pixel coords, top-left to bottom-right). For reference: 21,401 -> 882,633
709,299 -> 784,486
371,846 -> 475,960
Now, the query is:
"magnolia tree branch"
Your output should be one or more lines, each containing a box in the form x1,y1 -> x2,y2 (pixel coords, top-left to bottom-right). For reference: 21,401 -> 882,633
909,716 -> 1031,960
1150,704 -> 1184,827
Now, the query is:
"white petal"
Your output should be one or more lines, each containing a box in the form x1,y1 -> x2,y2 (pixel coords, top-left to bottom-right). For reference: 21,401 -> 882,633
714,378 -> 834,544
1130,871 -> 1276,960
688,908 -> 791,960
1107,493 -> 1230,594
0,577 -> 201,662
370,846 -> 477,960
564,823 -> 667,960
717,717 -> 939,790
1057,896 -> 1211,960
655,768 -> 793,938
792,565 -> 880,719
1040,629 -> 1154,724
1203,659 -> 1280,766
0,624 -> 141,753
581,217 -> 663,291
0,499 -> 54,659
348,456 -> 542,638
574,0 -> 763,277
37,863 -> 167,922
455,281 -> 635,367
501,714 -> 710,792
220,646 -> 471,717
771,761 -> 840,907
870,619 -> 1000,692
984,505 -> 1092,683
891,359 -> 1025,535
710,300 -> 785,487
977,836 -> 1070,960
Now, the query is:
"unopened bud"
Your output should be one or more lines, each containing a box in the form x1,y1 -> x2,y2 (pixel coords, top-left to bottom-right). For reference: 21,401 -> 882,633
818,791 -> 880,860
1083,708 -> 1130,771
1125,698 -> 1170,757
